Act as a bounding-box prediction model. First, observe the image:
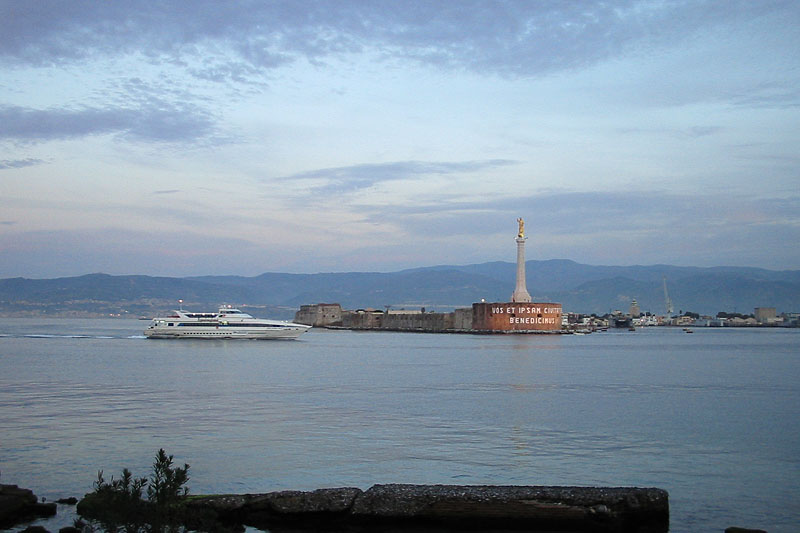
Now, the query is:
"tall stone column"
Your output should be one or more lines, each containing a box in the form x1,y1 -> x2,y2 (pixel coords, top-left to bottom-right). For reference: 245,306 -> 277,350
511,219 -> 532,303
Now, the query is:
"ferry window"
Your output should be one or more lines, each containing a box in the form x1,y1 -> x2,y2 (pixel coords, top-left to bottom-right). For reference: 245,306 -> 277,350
168,323 -> 174,326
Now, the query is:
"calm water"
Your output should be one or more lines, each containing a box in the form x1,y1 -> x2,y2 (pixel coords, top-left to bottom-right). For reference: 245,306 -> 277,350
1,319 -> 798,532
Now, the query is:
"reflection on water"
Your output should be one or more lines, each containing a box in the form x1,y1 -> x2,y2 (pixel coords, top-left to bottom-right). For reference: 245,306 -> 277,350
0,321 -> 798,532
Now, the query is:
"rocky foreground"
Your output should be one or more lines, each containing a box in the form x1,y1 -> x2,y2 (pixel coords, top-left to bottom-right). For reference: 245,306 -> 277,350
4,482 -> 770,532
183,484 -> 669,532
0,485 -> 56,529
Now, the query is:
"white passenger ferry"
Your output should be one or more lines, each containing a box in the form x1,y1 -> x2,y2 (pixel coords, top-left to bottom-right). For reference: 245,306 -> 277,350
144,306 -> 311,339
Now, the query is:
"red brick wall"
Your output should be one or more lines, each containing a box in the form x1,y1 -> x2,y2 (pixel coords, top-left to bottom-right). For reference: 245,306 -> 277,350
472,302 -> 562,331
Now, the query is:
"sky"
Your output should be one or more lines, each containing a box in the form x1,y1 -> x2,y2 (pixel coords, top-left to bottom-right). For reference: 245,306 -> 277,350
1,0 -> 799,278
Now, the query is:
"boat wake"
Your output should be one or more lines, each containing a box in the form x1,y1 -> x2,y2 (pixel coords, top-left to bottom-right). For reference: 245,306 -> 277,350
4,334 -> 147,340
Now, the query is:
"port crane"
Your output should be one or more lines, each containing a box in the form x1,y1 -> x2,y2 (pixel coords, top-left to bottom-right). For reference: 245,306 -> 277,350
662,276 -> 674,317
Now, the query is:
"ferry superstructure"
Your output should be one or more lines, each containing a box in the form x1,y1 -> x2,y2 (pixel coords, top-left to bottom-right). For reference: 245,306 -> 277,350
144,306 -> 311,339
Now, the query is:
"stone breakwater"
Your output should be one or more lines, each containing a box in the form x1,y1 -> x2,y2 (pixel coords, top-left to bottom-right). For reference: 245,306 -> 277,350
185,484 -> 669,532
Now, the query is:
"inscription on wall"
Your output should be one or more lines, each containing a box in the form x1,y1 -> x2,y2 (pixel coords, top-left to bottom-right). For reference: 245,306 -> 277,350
491,305 -> 561,325
472,302 -> 562,331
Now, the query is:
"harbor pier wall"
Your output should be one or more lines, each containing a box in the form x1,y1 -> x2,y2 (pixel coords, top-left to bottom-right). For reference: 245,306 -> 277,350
383,310 -> 454,331
295,303 -> 343,327
295,303 -> 562,334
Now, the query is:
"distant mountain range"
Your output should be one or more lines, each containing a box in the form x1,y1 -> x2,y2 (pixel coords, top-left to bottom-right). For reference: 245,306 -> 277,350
1,260 -> 798,319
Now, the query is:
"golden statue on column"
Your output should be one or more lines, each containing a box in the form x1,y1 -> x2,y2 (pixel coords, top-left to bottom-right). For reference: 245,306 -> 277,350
512,217 -> 532,302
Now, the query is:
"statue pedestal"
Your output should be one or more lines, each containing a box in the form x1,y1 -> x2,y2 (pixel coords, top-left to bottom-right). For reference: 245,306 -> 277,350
511,236 -> 532,303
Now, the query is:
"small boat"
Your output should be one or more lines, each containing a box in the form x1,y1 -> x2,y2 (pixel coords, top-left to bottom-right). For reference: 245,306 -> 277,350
144,306 -> 311,339
683,328 -> 693,333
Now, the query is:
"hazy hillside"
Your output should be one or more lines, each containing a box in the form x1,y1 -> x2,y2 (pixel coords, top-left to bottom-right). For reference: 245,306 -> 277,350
1,261 -> 798,317
548,274 -> 800,316
192,269 -> 509,310
409,260 -> 800,293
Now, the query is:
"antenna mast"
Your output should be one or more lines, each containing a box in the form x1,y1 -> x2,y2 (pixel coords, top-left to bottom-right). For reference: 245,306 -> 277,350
662,276 -> 674,316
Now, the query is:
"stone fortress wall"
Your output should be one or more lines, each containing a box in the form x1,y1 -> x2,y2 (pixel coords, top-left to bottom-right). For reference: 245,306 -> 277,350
472,302 -> 562,332
295,218 -> 562,334
295,302 -> 562,333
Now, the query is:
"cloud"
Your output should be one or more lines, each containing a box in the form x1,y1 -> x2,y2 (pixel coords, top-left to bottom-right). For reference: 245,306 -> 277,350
354,190 -> 800,241
0,158 -> 44,169
278,159 -> 518,194
1,1 -> 797,276
0,103 -> 215,143
616,126 -> 723,139
380,192 -> 800,269
729,83 -> 800,109
2,1 -> 786,79
2,192 -> 798,277
0,227 -> 270,278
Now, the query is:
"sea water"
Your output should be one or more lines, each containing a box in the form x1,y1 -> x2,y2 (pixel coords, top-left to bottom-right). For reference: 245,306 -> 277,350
1,319 -> 798,532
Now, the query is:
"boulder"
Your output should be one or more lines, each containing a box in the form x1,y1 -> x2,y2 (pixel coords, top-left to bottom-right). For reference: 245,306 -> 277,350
0,484 -> 57,529
19,526 -> 50,533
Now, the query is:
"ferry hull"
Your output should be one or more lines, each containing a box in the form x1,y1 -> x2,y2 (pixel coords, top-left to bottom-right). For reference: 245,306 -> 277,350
144,307 -> 312,340
144,326 -> 309,339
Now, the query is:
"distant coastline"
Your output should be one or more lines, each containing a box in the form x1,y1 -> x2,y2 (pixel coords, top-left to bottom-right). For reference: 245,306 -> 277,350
1,261 -> 798,319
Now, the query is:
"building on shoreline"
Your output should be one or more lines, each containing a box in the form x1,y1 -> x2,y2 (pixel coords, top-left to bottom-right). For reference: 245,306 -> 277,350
295,219 -> 563,334
293,303 -> 343,326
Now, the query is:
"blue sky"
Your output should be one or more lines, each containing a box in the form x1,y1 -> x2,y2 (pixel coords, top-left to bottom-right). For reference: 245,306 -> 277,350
1,0 -> 798,278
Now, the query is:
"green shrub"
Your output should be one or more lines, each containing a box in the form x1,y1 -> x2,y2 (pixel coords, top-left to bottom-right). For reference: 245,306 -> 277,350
81,449 -> 194,532
147,448 -> 190,506
94,468 -> 148,503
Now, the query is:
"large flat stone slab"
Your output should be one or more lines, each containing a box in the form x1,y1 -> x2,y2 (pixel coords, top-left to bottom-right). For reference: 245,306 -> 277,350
186,484 -> 668,532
